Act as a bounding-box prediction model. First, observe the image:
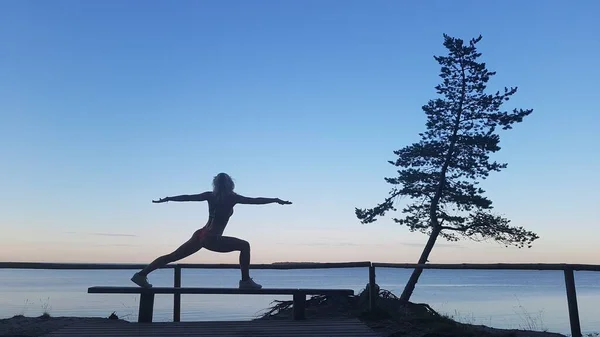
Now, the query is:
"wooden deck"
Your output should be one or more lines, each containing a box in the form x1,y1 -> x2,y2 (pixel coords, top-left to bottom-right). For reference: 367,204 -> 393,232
45,318 -> 382,337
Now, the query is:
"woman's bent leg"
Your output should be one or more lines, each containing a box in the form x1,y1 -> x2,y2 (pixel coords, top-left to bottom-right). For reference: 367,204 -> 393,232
203,236 -> 259,288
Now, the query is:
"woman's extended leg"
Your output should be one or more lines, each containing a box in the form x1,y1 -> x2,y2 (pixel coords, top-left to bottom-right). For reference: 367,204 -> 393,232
203,236 -> 261,289
131,233 -> 204,287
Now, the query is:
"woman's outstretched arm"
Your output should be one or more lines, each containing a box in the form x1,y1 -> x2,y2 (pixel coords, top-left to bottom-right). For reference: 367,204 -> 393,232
235,194 -> 292,205
153,192 -> 211,203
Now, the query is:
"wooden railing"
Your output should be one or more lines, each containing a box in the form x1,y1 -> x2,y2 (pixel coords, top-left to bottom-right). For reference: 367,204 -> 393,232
1,261 -> 596,337
371,263 -> 600,337
0,261 -> 370,326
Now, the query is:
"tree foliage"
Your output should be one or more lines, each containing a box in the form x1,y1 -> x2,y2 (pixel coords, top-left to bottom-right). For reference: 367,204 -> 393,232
356,34 -> 538,249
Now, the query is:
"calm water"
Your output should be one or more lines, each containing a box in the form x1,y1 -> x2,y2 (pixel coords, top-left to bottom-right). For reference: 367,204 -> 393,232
1,267 -> 599,335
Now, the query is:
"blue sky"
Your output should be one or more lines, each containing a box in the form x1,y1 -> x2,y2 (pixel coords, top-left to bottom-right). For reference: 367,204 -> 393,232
1,0 -> 598,264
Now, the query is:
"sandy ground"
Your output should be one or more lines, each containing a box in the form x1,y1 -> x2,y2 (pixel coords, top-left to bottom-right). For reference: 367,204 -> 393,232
0,315 -> 128,337
0,315 -> 569,337
363,318 -> 568,337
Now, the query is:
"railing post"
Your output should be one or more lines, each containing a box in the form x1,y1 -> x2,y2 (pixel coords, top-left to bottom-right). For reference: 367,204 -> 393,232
563,267 -> 582,337
368,264 -> 376,311
138,290 -> 155,323
173,265 -> 182,322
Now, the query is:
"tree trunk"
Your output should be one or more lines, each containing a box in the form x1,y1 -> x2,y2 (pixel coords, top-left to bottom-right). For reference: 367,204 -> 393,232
399,226 -> 441,302
399,53 -> 466,304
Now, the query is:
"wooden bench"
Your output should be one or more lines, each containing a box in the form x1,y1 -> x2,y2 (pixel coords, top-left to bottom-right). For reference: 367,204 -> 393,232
88,287 -> 354,323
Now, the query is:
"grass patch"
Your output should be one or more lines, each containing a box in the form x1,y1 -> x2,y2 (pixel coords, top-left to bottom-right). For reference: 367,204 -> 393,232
257,283 -> 566,337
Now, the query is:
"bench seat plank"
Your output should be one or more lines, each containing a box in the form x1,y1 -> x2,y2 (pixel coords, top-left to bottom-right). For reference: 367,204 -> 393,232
88,287 -> 353,296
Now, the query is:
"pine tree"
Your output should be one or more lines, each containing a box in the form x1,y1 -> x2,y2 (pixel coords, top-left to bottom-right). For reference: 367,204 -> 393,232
355,34 -> 538,302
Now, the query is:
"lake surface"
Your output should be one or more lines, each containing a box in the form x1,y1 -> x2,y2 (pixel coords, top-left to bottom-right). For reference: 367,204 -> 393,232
1,267 -> 599,335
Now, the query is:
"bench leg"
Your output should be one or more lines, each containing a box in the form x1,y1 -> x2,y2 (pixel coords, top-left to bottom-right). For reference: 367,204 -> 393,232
293,293 -> 306,320
138,292 -> 155,323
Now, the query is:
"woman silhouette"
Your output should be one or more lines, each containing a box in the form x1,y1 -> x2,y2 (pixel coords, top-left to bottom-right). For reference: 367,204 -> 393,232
131,173 -> 292,289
